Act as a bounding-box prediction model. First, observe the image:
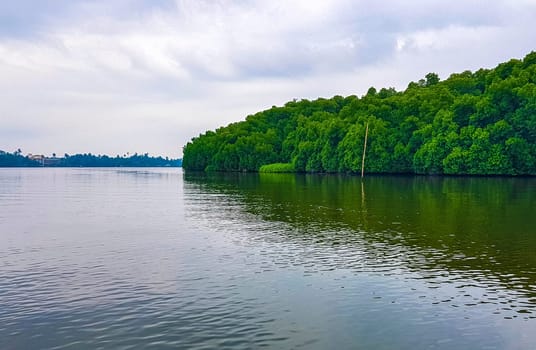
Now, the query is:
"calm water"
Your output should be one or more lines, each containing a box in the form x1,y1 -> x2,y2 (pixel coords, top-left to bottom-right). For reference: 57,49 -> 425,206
1,168 -> 535,349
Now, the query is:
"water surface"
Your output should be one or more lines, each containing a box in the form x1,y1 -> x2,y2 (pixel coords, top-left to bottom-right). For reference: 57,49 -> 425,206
1,168 -> 535,349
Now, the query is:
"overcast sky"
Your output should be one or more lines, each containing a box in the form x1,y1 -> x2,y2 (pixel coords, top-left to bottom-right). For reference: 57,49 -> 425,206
1,0 -> 535,158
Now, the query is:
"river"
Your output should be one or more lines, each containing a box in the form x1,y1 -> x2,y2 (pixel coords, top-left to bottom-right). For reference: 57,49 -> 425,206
1,168 -> 535,349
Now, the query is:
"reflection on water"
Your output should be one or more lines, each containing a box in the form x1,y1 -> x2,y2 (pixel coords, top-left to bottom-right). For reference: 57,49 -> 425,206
1,168 -> 535,349
183,173 -> 536,319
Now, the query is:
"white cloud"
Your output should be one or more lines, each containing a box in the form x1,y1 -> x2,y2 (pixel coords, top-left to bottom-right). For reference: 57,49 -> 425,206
0,0 -> 535,157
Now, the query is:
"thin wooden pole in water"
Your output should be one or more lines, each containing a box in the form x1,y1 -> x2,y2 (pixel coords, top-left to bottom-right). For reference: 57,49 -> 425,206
361,122 -> 369,178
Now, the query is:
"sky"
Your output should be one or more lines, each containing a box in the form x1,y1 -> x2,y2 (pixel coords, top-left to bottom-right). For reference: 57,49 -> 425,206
0,0 -> 535,158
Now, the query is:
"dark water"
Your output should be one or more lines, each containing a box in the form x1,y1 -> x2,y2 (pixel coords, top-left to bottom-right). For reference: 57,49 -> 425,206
1,168 -> 535,349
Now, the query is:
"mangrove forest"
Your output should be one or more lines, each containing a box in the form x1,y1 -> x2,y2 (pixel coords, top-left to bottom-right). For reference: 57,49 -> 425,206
183,52 -> 536,175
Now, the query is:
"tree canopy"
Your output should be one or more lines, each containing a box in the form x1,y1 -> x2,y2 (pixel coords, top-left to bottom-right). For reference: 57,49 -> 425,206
183,52 -> 536,175
0,151 -> 181,167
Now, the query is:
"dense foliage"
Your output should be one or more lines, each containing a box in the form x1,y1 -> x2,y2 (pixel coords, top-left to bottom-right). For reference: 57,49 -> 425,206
183,52 -> 536,175
0,151 -> 181,167
0,150 -> 40,167
59,153 -> 181,167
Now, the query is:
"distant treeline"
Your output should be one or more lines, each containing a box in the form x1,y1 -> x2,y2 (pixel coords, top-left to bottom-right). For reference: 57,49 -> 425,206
0,150 -> 39,167
0,151 -> 182,167
183,52 -> 536,175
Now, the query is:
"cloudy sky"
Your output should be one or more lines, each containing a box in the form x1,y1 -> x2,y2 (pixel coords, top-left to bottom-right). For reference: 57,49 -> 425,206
1,0 -> 535,158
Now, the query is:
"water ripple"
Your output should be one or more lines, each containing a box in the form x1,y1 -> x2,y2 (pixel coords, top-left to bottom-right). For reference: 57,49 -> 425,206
1,169 -> 535,349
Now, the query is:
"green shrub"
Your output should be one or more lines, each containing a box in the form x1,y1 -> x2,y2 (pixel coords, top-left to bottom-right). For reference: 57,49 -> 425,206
259,163 -> 295,173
